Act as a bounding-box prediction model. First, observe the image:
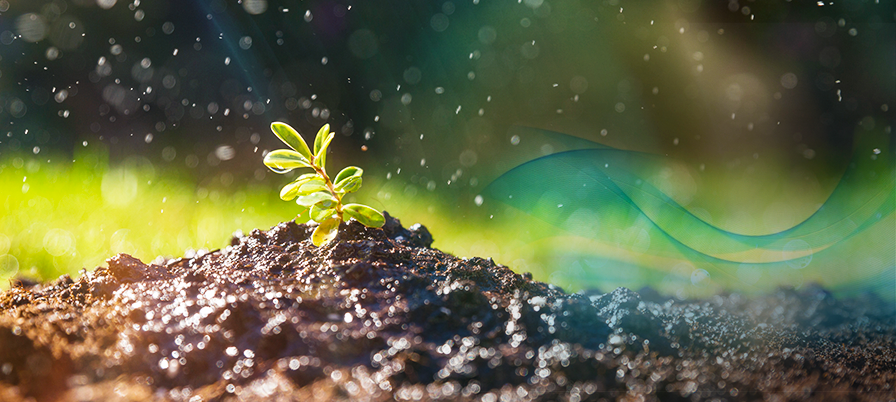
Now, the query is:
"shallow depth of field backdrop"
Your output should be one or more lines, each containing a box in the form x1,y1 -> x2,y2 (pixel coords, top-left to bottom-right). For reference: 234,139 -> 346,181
0,0 -> 893,300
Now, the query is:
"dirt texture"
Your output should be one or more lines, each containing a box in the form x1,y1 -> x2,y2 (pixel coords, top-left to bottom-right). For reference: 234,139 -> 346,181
0,214 -> 894,401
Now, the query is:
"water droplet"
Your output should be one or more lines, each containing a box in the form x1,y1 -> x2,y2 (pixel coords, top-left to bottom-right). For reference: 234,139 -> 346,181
54,89 -> 68,103
215,145 -> 235,161
45,46 -> 60,60
242,0 -> 267,15
268,166 -> 291,174
239,36 -> 253,50
690,269 -> 710,285
97,0 -> 117,9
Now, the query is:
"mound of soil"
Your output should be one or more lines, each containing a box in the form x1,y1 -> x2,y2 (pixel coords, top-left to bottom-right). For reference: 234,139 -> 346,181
1,214 -> 893,401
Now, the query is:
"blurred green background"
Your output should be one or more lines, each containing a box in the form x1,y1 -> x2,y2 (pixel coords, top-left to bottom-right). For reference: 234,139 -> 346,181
1,0 -> 893,298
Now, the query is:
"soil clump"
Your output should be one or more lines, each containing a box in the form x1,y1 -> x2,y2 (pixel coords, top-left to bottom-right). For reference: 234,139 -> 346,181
0,214 -> 893,401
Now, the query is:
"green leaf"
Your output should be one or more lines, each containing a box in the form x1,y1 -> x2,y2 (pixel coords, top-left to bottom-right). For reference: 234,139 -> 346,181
334,175 -> 362,193
334,166 -> 363,185
313,124 -> 330,156
310,202 -> 336,221
280,184 -> 300,201
296,191 -> 335,207
342,203 -> 385,228
271,122 -> 313,161
279,173 -> 318,200
297,178 -> 328,195
311,217 -> 340,246
264,149 -> 312,173
315,131 -> 335,171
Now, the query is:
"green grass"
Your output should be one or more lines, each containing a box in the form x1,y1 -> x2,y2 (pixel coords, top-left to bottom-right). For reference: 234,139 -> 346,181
0,145 -> 539,289
0,149 -> 278,284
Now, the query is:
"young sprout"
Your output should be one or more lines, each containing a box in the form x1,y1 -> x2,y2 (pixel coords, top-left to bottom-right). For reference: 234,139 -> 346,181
263,122 -> 385,246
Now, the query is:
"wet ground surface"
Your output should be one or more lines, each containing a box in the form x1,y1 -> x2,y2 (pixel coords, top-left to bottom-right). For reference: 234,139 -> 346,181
1,214 -> 894,401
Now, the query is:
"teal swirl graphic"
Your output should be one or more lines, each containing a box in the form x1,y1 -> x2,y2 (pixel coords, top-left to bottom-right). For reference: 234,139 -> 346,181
485,128 -> 894,298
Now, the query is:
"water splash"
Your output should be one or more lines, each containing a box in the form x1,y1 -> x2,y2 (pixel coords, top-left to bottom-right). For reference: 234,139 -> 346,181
485,127 -> 894,297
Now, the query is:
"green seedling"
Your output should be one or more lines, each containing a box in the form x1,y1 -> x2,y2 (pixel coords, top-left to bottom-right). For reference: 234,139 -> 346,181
263,122 -> 385,246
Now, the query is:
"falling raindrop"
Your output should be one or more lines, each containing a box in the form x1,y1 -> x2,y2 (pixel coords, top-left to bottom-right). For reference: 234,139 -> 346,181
215,145 -> 236,161
54,89 -> 68,103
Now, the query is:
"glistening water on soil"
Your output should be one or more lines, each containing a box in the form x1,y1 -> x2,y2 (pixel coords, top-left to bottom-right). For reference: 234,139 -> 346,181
1,214 -> 892,401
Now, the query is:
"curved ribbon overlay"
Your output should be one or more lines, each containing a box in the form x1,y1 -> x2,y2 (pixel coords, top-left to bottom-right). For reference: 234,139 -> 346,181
484,128 -> 894,299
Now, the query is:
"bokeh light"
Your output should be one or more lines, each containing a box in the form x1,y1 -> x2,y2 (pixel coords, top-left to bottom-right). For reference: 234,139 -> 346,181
0,1 -> 892,299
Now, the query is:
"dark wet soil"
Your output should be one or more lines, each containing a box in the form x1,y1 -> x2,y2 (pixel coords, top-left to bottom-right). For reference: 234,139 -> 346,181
1,214 -> 894,401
